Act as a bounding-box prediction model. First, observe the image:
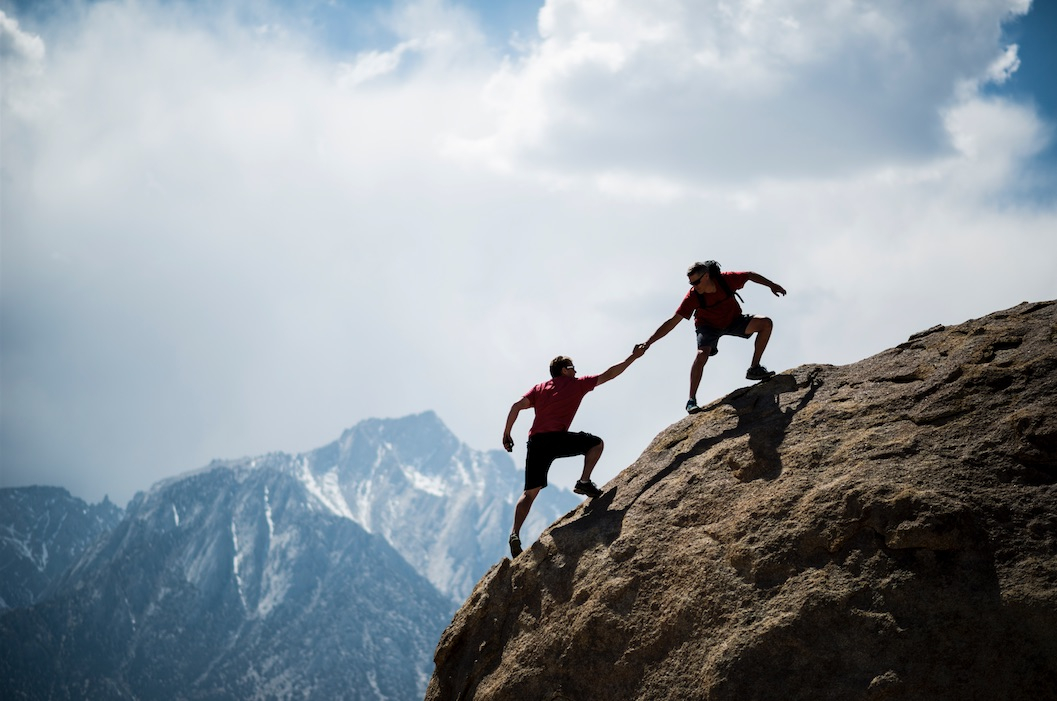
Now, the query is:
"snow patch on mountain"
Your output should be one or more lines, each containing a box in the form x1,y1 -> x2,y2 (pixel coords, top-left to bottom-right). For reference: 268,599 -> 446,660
232,519 -> 248,610
264,486 -> 274,540
401,463 -> 449,497
298,460 -> 355,521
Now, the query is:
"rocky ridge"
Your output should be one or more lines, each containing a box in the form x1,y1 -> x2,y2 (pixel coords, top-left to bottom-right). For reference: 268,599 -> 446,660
427,300 -> 1057,701
0,487 -> 123,610
1,463 -> 453,700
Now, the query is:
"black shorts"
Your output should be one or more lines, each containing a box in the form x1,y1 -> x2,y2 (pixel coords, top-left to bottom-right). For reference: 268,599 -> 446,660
696,314 -> 754,350
524,431 -> 603,490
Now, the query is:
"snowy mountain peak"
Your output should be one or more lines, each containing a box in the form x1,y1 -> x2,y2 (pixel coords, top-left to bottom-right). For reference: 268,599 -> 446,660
299,412 -> 581,600
229,412 -> 577,600
56,412 -> 576,605
335,411 -> 462,476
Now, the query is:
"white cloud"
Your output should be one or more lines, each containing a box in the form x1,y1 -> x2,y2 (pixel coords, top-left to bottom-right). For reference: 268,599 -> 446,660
0,10 -> 45,63
984,43 -> 1021,86
454,0 -> 1038,185
1,10 -> 47,121
943,95 -> 1050,187
338,46 -> 409,87
1,0 -> 1054,505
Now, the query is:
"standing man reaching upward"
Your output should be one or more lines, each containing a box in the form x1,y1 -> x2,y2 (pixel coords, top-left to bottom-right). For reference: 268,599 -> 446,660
503,346 -> 644,558
638,260 -> 786,414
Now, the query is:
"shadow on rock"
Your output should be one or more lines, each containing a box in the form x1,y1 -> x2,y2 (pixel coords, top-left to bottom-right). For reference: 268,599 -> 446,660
550,373 -> 820,559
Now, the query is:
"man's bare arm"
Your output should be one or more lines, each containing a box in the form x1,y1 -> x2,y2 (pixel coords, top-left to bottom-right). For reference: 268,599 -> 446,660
596,345 -> 646,386
746,272 -> 786,297
638,313 -> 684,352
502,397 -> 532,451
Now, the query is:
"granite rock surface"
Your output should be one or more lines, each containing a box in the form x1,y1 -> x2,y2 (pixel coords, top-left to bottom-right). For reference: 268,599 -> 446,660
427,300 -> 1057,701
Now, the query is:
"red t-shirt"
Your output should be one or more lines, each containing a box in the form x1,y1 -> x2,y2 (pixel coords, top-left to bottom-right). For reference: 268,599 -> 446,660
676,271 -> 750,330
524,374 -> 600,436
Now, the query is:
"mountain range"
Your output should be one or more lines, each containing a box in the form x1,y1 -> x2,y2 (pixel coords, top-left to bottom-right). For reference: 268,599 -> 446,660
1,411 -> 579,700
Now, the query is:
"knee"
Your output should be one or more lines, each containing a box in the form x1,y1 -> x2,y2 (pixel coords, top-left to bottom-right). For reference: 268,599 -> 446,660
752,316 -> 773,333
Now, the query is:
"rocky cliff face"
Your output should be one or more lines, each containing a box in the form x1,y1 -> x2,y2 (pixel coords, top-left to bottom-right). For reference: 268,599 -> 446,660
427,300 -> 1057,701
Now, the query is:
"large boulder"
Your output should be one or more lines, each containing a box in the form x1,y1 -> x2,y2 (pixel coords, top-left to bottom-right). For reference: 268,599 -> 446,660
427,300 -> 1057,701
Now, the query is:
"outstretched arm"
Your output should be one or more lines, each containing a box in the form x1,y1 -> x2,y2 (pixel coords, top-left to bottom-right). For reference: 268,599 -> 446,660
747,272 -> 786,297
595,345 -> 646,386
637,313 -> 684,353
502,397 -> 531,452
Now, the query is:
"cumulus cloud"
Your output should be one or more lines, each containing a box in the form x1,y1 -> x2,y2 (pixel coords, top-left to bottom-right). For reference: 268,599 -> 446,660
1,0 -> 1054,504
454,0 -> 1037,184
983,43 -> 1022,86
0,0 -> 494,497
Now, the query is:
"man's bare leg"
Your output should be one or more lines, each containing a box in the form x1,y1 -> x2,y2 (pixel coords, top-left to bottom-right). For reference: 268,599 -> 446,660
580,441 -> 604,482
689,348 -> 711,401
512,487 -> 540,539
746,316 -> 773,367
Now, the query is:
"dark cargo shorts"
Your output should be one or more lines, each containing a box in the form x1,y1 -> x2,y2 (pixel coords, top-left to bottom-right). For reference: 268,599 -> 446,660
696,314 -> 754,351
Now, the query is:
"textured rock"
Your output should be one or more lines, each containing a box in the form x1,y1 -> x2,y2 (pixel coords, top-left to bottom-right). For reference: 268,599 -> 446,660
427,300 -> 1057,701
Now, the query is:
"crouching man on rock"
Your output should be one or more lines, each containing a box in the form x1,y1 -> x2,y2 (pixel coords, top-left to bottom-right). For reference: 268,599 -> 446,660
638,259 -> 786,415
502,346 -> 644,558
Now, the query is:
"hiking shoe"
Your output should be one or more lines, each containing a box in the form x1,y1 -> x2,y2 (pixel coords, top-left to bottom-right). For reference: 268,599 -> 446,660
686,398 -> 702,414
573,479 -> 603,499
509,532 -> 523,558
746,365 -> 776,381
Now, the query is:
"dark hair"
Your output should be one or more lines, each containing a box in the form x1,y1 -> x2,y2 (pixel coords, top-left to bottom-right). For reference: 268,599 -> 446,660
689,260 -> 740,303
549,355 -> 573,378
688,260 -> 721,277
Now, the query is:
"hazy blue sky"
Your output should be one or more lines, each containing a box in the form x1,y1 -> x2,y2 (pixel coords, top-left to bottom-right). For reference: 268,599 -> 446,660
3,0 -> 1055,506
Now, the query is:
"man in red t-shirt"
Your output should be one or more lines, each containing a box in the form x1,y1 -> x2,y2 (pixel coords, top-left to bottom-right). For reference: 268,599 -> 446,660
638,260 -> 786,414
502,346 -> 644,557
